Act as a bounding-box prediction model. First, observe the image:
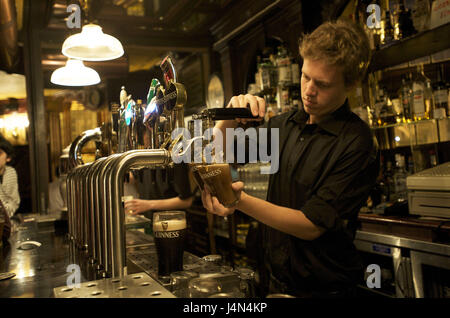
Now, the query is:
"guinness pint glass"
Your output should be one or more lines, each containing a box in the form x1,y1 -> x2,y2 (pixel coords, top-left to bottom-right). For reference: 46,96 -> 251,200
153,211 -> 186,277
189,163 -> 205,191
197,163 -> 239,208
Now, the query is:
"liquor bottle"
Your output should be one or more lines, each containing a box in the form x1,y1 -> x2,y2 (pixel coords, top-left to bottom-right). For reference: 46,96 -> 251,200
377,88 -> 397,125
412,65 -> 428,120
291,59 -> 300,85
353,85 -> 372,125
393,154 -> 408,201
401,74 -> 413,121
382,8 -> 395,45
411,0 -> 431,33
424,80 -> 436,119
291,88 -> 301,110
397,0 -> 416,38
379,89 -> 397,126
433,64 -> 448,118
276,45 -> 292,86
258,56 -> 275,91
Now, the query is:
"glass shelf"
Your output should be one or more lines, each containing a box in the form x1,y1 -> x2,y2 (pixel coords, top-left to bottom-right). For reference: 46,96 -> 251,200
372,117 -> 450,150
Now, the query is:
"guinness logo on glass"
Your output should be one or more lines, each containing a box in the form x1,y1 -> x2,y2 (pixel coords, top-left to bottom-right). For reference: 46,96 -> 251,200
162,221 -> 168,231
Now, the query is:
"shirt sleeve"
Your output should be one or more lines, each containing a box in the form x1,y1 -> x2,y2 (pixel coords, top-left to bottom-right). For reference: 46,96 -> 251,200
173,163 -> 194,200
0,167 -> 21,218
301,135 -> 379,231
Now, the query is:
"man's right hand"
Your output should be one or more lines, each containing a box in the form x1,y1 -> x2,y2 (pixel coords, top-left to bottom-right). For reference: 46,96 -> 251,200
226,94 -> 265,125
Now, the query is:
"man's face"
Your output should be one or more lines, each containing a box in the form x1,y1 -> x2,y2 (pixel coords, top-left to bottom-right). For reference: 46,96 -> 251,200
300,58 -> 348,122
0,149 -> 10,172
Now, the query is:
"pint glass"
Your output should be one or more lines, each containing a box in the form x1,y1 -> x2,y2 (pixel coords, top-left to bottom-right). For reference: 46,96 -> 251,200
197,163 -> 239,208
153,211 -> 186,277
189,163 -> 206,192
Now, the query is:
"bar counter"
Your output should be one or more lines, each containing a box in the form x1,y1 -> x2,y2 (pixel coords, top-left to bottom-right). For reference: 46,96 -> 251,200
1,211 -> 449,298
0,214 -> 241,298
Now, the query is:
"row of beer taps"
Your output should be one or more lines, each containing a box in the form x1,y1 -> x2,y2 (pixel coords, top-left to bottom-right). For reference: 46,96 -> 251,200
66,56 -> 187,279
64,55 -> 259,280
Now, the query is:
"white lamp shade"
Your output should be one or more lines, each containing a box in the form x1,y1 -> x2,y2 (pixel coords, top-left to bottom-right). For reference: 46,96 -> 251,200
62,24 -> 124,61
50,59 -> 101,86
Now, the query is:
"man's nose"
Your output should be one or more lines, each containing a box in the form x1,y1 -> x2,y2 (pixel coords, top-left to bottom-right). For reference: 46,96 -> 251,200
304,82 -> 317,97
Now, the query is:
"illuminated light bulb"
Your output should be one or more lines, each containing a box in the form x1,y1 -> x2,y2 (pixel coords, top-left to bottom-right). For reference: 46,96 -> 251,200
62,24 -> 124,61
51,59 -> 100,86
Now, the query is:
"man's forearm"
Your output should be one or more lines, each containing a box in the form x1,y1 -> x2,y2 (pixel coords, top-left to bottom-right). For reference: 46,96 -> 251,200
151,196 -> 193,211
236,192 -> 324,241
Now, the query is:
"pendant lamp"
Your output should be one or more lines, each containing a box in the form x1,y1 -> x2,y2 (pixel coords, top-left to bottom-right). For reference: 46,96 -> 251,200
62,24 -> 124,61
50,59 -> 100,86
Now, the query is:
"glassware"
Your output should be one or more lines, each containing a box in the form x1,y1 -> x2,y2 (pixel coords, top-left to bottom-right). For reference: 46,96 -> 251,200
153,211 -> 186,277
188,277 -> 222,298
170,270 -> 199,298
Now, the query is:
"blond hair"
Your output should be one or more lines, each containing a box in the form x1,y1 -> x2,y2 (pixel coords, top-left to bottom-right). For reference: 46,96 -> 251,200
299,20 -> 371,87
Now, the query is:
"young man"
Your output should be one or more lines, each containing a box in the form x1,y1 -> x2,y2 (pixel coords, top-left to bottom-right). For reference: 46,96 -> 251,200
201,20 -> 379,297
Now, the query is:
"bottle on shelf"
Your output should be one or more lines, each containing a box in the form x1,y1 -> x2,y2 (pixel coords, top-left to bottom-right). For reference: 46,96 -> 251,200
401,73 -> 413,121
393,154 -> 408,201
381,7 -> 395,45
276,45 -> 292,86
424,79 -> 435,120
391,97 -> 404,123
291,59 -> 300,85
433,64 -> 448,119
377,88 -> 397,125
411,0 -> 431,33
352,85 -> 372,125
291,88 -> 301,110
412,64 -> 429,121
397,0 -> 416,38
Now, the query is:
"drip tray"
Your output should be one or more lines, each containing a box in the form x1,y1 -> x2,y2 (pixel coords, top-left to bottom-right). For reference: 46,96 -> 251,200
53,272 -> 175,298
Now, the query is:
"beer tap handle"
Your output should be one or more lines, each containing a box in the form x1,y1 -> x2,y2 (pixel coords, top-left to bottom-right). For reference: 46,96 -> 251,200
200,107 -> 260,121
146,78 -> 161,106
120,86 -> 128,108
160,56 -> 177,87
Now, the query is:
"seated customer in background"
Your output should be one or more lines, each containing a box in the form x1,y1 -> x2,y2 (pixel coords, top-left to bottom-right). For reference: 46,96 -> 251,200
0,137 -> 20,242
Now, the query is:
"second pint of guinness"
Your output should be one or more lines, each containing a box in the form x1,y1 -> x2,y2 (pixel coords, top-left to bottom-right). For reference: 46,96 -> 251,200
153,211 -> 186,277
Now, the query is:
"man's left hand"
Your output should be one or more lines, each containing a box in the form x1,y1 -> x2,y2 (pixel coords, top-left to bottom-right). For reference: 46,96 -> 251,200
201,182 -> 245,217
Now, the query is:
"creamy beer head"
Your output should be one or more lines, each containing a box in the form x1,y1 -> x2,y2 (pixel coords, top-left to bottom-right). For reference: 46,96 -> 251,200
153,218 -> 186,232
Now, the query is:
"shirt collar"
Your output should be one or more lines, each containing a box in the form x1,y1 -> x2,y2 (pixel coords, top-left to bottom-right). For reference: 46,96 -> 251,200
290,99 -> 351,136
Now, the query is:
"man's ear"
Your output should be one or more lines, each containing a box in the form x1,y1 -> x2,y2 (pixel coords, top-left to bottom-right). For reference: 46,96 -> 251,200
6,157 -> 11,163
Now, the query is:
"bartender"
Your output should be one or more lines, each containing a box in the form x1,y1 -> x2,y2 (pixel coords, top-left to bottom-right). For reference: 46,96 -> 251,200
201,20 -> 379,297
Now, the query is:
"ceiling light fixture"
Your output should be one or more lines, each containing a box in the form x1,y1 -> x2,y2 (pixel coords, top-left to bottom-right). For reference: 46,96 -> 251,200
50,59 -> 100,86
62,23 -> 124,61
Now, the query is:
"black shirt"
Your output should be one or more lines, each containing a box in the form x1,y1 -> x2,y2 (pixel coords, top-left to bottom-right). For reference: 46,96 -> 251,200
135,163 -> 193,201
245,100 -> 379,296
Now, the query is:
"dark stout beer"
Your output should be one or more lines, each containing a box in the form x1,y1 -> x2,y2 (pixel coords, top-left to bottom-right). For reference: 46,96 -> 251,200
197,163 -> 239,208
153,212 -> 186,277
